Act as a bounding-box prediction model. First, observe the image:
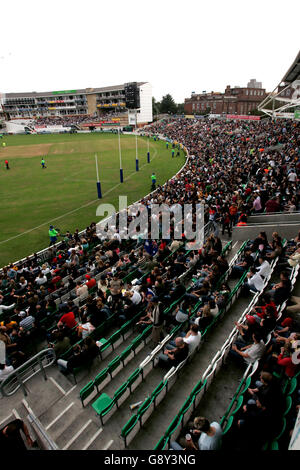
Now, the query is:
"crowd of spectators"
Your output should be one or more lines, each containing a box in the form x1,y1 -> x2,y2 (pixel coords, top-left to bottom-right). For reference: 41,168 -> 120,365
0,117 -> 299,452
32,111 -> 126,128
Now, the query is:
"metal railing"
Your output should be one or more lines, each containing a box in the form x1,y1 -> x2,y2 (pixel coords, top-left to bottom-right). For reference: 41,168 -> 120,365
0,348 -> 56,398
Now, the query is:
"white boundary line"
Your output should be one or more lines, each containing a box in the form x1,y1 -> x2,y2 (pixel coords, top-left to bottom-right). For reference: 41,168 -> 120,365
62,419 -> 92,450
103,439 -> 114,450
82,427 -> 103,450
12,409 -> 21,419
65,385 -> 77,396
45,402 -> 74,430
0,413 -> 13,426
49,377 -> 67,396
0,143 -> 159,246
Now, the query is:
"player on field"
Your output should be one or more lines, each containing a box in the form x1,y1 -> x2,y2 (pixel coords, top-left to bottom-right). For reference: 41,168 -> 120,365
41,158 -> 46,169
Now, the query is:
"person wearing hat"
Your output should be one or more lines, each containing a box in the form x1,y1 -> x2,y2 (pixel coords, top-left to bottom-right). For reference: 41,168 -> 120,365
18,311 -> 35,331
48,225 -> 59,247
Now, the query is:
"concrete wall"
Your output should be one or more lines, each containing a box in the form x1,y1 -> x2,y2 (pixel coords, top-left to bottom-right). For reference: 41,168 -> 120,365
248,213 -> 300,224
232,223 -> 300,242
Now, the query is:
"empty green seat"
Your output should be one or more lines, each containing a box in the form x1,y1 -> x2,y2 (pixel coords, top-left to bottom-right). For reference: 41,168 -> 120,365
131,335 -> 143,355
231,395 -> 244,416
107,356 -> 121,379
119,321 -> 132,339
141,325 -> 152,342
283,395 -> 292,417
120,345 -> 133,366
153,435 -> 167,450
178,395 -> 192,416
94,368 -> 108,392
151,380 -> 167,407
127,368 -> 141,392
92,393 -> 114,425
121,415 -> 139,448
164,415 -> 181,438
222,415 -> 234,435
137,396 -> 154,426
271,440 -> 279,450
286,377 -> 298,396
113,382 -> 128,408
79,380 -> 95,407
240,376 -> 252,395
274,418 -> 286,441
108,330 -> 120,350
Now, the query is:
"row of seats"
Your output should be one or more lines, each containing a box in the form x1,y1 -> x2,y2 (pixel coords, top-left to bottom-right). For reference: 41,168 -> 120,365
152,243 -> 284,449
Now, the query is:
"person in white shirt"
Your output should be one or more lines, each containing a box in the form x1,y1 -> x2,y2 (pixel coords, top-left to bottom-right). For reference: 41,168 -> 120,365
35,272 -> 47,286
0,363 -> 14,382
245,267 -> 264,293
288,170 -> 297,183
230,332 -> 266,365
125,290 -> 141,305
171,416 -> 222,450
76,281 -> 88,297
183,324 -> 201,353
256,256 -> 271,279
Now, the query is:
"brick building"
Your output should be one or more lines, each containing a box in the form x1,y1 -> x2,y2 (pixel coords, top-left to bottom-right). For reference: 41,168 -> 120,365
184,82 -> 267,115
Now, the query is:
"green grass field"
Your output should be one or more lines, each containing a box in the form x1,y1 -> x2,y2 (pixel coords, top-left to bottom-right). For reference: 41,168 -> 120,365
0,132 -> 185,267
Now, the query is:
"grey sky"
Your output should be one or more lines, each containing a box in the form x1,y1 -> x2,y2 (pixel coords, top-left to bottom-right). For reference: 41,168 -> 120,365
1,0 -> 299,103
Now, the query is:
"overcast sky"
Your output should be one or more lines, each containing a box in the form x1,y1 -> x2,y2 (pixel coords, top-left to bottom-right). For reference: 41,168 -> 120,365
0,0 -> 299,103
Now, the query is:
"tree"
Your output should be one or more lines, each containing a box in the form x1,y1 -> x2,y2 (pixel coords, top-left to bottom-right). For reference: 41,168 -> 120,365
160,94 -> 177,114
152,97 -> 161,120
176,103 -> 185,114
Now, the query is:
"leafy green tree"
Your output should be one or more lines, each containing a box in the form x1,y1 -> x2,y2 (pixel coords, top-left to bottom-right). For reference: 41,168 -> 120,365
160,94 -> 177,114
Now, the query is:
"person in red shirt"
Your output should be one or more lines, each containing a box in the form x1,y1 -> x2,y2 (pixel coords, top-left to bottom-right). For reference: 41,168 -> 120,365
85,275 -> 96,290
276,346 -> 298,378
58,310 -> 77,329
5,160 -> 9,170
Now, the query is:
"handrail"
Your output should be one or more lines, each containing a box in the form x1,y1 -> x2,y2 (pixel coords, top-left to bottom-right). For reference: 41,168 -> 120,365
0,348 -> 56,397
23,399 -> 59,450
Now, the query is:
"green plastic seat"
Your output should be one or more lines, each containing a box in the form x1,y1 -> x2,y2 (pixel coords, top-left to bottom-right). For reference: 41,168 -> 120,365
151,380 -> 167,407
92,393 -> 114,425
140,325 -> 152,343
153,435 -> 167,450
107,356 -> 121,379
137,396 -> 154,426
283,395 -> 292,417
127,368 -> 141,392
231,395 -> 244,416
274,418 -> 286,441
222,415 -> 234,435
94,368 -> 108,392
120,345 -> 133,366
240,376 -> 252,395
113,382 -> 128,408
110,330 -> 121,350
287,377 -> 298,396
119,320 -> 132,339
121,415 -> 139,448
271,440 -> 279,450
191,379 -> 206,397
178,396 -> 192,416
79,380 -> 95,407
131,335 -> 143,355
164,415 -> 181,438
